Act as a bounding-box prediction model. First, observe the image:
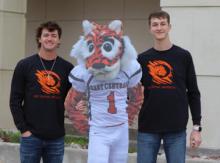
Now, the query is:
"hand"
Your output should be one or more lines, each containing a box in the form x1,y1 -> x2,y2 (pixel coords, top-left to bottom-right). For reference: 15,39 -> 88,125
65,88 -> 88,134
190,130 -> 202,149
128,83 -> 144,105
75,100 -> 87,114
22,131 -> 32,137
64,88 -> 86,110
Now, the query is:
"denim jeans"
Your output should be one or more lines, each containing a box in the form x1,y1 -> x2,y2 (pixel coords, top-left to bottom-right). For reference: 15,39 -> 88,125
137,130 -> 186,163
20,135 -> 64,163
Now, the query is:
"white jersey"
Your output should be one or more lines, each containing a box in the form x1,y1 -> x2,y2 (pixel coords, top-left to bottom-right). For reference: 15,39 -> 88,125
69,61 -> 142,127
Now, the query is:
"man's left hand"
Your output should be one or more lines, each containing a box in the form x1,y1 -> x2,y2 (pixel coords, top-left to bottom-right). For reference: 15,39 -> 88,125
190,130 -> 202,149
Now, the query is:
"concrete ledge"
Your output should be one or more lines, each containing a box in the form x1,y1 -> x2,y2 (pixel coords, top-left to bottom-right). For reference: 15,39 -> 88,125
0,142 -> 219,163
161,0 -> 220,7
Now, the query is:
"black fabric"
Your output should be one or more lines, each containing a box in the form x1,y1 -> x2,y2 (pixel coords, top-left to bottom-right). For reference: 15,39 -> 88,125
10,54 -> 73,139
138,45 -> 201,133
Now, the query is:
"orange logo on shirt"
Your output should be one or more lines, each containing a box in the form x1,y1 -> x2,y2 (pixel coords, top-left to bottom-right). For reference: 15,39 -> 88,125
148,60 -> 173,85
35,70 -> 61,94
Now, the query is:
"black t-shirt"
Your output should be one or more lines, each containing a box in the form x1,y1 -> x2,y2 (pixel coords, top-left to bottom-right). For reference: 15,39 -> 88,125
137,45 -> 201,133
10,54 -> 74,139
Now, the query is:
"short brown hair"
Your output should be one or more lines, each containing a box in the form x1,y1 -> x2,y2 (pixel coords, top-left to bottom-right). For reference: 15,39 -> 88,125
148,10 -> 170,26
36,21 -> 62,48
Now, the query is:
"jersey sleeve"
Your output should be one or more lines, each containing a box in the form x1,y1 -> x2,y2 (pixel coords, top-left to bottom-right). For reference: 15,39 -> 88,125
68,65 -> 87,93
127,60 -> 142,88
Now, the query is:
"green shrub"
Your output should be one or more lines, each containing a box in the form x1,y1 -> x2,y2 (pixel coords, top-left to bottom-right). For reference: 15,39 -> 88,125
0,129 -> 20,143
0,129 -> 88,147
0,129 -> 136,153
64,135 -> 88,148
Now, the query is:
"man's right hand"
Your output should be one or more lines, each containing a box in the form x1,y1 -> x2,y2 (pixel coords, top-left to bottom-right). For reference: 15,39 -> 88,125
21,131 -> 32,137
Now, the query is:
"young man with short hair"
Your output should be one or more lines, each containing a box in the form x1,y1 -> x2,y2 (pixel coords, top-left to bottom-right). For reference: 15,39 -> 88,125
10,21 -> 73,163
137,11 -> 202,163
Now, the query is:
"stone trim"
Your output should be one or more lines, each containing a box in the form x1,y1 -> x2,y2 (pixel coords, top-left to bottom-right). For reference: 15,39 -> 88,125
161,0 -> 220,7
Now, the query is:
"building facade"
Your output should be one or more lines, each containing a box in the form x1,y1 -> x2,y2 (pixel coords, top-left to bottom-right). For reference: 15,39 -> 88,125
0,0 -> 220,149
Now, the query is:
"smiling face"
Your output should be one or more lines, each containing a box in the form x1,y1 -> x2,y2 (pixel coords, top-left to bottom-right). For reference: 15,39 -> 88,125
38,29 -> 60,52
149,17 -> 171,41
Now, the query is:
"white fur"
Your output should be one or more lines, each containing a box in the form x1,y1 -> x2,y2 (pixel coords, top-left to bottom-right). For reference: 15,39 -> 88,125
70,36 -> 85,65
108,20 -> 122,34
121,36 -> 138,71
82,20 -> 94,36
88,60 -> 121,80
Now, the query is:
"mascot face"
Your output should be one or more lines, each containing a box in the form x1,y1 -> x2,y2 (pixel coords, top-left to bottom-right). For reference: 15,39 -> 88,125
85,22 -> 124,74
71,20 -> 137,80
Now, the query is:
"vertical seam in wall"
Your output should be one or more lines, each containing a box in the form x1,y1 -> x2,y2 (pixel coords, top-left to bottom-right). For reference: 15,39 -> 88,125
123,0 -> 125,21
45,0 -> 47,20
83,0 -> 85,20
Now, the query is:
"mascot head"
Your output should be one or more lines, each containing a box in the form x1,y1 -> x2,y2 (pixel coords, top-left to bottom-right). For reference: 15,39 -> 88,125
71,20 -> 137,80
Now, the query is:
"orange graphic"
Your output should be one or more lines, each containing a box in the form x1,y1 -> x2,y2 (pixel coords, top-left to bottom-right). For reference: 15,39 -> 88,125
148,60 -> 173,85
107,91 -> 117,114
35,70 -> 61,94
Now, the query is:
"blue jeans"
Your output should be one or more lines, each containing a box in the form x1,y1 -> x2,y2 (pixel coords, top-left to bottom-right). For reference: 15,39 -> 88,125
20,135 -> 64,163
137,130 -> 186,163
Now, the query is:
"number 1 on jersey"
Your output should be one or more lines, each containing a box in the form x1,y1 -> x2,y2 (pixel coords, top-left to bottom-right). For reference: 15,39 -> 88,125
107,91 -> 117,114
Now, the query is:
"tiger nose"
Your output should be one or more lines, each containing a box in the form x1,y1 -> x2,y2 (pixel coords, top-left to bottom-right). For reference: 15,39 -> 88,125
92,63 -> 105,69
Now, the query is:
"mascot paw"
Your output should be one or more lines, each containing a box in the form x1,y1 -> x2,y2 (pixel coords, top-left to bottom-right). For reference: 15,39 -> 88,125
69,109 -> 89,134
127,102 -> 139,126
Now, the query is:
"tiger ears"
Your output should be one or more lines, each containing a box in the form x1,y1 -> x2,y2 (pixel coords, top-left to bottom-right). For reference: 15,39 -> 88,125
82,20 -> 94,36
108,20 -> 122,34
82,20 -> 122,36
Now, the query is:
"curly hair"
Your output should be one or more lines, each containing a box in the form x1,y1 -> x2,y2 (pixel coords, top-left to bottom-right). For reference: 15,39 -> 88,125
36,21 -> 62,48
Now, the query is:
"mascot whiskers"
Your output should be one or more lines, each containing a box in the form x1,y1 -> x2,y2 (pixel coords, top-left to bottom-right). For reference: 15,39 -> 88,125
65,20 -> 143,163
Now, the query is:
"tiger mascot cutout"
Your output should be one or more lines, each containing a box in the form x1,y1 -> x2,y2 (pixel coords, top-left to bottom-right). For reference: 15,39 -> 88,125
65,20 -> 143,163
